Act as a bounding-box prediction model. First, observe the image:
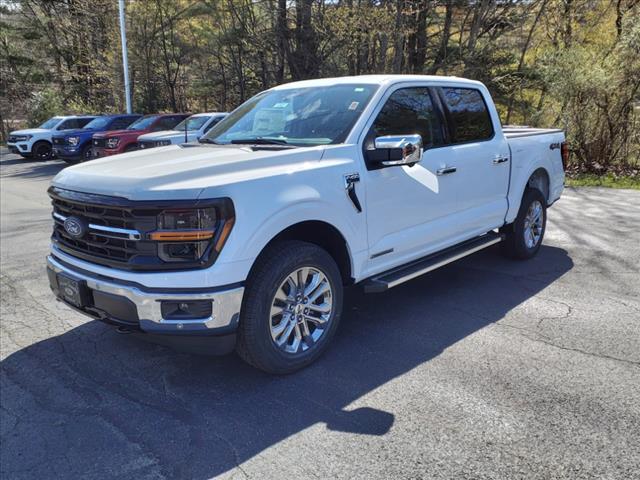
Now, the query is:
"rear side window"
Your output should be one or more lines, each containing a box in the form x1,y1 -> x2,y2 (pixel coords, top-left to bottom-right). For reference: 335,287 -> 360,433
155,116 -> 184,131
441,88 -> 493,143
369,87 -> 444,148
77,117 -> 94,128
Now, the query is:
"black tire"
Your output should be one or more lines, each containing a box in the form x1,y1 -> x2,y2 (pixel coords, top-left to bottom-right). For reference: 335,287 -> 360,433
501,188 -> 547,259
236,240 -> 343,374
32,141 -> 53,161
124,143 -> 138,153
80,144 -> 93,162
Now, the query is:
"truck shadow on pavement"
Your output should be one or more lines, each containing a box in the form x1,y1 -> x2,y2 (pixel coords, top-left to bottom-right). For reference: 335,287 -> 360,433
0,245 -> 573,479
0,156 -> 67,180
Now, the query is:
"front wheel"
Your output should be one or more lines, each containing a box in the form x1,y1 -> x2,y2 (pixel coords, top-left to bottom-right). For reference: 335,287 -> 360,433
32,141 -> 53,161
236,240 -> 343,374
501,188 -> 547,259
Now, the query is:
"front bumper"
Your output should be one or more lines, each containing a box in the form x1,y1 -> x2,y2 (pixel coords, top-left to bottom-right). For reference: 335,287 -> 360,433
53,145 -> 82,159
7,142 -> 31,155
47,255 -> 244,339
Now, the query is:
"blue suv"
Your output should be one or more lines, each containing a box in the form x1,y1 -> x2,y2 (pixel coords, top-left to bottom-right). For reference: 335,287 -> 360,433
52,114 -> 142,163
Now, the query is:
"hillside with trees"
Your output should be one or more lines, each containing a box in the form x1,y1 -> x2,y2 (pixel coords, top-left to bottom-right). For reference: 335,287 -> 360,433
1,0 -> 638,177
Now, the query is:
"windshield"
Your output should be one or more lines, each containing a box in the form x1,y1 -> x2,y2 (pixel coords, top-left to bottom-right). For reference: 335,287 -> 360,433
204,84 -> 378,146
39,117 -> 62,129
127,115 -> 159,130
83,117 -> 111,130
175,115 -> 210,131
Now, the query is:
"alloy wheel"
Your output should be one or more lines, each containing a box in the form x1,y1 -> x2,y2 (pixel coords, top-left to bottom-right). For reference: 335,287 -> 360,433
269,267 -> 334,354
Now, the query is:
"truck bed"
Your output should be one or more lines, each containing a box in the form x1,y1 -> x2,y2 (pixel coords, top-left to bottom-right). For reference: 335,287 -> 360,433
502,126 -> 564,139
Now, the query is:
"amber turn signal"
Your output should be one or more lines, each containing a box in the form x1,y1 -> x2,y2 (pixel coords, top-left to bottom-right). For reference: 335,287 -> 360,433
149,230 -> 215,241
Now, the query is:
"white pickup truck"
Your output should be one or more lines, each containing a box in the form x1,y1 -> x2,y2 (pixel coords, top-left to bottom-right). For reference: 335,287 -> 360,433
46,75 -> 566,374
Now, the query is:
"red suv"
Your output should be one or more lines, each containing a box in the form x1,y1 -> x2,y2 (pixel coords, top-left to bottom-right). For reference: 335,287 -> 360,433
91,113 -> 189,158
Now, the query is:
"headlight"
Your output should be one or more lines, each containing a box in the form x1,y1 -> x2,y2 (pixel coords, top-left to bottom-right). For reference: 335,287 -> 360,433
148,199 -> 235,264
14,134 -> 32,142
106,137 -> 120,149
68,136 -> 80,146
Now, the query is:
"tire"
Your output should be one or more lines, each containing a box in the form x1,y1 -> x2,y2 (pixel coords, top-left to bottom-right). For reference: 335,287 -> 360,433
236,240 -> 344,374
501,188 -> 547,259
80,144 -> 93,162
32,141 -> 53,161
124,143 -> 138,153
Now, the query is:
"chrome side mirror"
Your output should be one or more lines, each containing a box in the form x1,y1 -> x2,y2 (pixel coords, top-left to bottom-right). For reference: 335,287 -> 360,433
368,134 -> 423,167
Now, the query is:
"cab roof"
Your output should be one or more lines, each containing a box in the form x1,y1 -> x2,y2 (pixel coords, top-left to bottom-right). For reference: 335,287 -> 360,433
271,74 -> 484,90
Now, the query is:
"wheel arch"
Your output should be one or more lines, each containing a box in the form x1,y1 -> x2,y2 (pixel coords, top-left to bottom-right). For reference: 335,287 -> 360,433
252,220 -> 354,285
526,167 -> 550,205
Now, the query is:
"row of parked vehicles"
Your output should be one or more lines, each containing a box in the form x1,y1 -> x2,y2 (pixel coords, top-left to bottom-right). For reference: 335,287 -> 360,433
7,112 -> 228,162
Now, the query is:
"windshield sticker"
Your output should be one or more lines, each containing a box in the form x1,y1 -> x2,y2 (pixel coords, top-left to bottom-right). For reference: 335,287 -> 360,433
273,102 -> 289,108
354,87 -> 365,92
348,101 -> 359,110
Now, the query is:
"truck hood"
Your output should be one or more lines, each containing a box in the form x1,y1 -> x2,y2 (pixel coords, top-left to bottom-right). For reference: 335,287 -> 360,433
10,128 -> 49,135
137,130 -> 195,141
93,129 -> 145,139
51,144 -> 325,200
52,128 -> 94,138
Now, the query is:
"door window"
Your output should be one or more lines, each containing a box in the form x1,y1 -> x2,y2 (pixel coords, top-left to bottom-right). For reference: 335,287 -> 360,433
369,87 -> 444,149
440,88 -> 493,143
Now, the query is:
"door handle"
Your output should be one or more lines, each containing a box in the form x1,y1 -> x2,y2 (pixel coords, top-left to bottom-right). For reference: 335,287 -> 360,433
436,166 -> 457,176
493,156 -> 509,164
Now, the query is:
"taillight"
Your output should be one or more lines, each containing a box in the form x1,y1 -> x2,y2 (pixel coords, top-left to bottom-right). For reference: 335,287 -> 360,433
560,142 -> 569,170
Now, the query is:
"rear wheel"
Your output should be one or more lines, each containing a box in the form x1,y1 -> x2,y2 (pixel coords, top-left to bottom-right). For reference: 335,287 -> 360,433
236,240 -> 343,374
501,188 -> 547,259
32,141 -> 53,161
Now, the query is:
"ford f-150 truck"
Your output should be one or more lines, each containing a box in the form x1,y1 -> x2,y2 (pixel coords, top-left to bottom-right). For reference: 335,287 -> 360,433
8,115 -> 96,160
52,114 -> 142,162
137,112 -> 228,149
46,75 -> 566,374
91,113 -> 189,157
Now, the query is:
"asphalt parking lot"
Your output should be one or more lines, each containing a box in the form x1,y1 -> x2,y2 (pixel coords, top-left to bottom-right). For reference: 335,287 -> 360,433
1,150 -> 639,480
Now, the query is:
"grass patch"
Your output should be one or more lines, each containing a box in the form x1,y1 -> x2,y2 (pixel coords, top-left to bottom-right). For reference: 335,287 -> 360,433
565,174 -> 640,190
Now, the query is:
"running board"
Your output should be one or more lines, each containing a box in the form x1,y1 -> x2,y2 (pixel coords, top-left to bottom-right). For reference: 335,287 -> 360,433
363,232 -> 503,293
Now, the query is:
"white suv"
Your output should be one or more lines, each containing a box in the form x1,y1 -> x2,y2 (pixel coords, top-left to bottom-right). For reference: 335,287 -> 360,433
8,116 -> 96,160
137,112 -> 227,149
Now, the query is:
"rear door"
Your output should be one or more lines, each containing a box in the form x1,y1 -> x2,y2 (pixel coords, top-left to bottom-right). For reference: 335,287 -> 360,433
436,86 -> 510,234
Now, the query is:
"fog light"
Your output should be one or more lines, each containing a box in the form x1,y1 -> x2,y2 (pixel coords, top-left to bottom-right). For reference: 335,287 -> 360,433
161,300 -> 212,320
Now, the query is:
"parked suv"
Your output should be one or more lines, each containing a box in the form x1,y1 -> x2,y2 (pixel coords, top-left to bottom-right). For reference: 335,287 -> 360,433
52,114 -> 142,163
8,116 -> 96,160
137,112 -> 227,149
47,75 -> 566,374
91,113 -> 189,157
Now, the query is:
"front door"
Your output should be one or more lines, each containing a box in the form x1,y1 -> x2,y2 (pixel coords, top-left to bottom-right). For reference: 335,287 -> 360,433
360,85 -> 460,277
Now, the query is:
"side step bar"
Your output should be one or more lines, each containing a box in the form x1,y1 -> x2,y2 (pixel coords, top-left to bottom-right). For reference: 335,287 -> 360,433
363,232 -> 503,293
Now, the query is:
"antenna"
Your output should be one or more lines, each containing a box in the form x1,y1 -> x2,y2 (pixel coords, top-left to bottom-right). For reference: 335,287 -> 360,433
184,116 -> 188,143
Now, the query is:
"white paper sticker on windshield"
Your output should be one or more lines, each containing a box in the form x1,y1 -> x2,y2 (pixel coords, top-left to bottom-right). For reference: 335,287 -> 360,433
354,87 -> 364,92
348,101 -> 359,110
273,102 -> 289,108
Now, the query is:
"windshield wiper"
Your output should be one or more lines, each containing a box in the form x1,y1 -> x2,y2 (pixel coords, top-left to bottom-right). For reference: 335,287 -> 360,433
198,138 -> 220,144
230,137 -> 290,146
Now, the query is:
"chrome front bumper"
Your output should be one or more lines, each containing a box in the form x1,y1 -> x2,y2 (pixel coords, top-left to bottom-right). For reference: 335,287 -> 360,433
47,255 -> 244,335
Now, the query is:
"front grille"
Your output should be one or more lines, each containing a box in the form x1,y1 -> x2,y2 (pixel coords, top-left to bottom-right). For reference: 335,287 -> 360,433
50,188 -> 160,269
52,137 -> 66,146
93,138 -> 106,147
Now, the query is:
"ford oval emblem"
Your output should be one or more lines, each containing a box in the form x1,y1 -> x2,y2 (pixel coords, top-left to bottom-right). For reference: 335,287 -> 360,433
63,216 -> 87,239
